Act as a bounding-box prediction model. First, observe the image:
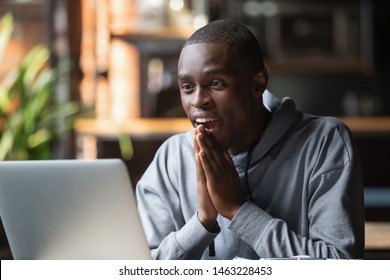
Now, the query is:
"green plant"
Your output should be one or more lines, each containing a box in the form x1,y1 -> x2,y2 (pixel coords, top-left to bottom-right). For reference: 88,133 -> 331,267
0,13 -> 79,160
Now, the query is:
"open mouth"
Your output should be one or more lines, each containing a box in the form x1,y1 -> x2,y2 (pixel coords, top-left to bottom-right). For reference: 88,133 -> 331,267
194,118 -> 221,131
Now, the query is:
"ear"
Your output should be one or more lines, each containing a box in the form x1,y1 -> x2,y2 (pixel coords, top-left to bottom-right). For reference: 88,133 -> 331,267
252,69 -> 268,98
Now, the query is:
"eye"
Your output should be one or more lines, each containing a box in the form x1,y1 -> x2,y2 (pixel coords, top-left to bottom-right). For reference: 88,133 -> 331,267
210,79 -> 225,90
180,82 -> 195,94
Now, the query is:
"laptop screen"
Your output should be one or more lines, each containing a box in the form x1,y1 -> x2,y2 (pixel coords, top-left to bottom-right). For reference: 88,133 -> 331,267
0,159 -> 151,260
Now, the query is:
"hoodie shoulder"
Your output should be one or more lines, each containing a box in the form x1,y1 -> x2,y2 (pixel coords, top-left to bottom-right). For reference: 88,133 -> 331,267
156,130 -> 194,155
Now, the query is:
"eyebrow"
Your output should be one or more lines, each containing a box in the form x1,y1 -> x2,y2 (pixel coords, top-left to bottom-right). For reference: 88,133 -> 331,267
178,68 -> 232,81
177,74 -> 192,81
202,68 -> 232,76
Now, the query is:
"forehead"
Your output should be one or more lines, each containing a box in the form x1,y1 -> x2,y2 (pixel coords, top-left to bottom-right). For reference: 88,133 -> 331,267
178,43 -> 239,76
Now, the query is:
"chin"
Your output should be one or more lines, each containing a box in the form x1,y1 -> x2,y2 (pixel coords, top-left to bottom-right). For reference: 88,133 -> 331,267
214,134 -> 231,151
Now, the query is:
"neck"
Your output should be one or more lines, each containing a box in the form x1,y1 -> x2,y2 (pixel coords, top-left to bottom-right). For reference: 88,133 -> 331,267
228,106 -> 272,156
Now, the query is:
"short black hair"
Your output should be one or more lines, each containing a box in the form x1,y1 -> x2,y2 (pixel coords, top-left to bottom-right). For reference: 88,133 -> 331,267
185,19 -> 266,74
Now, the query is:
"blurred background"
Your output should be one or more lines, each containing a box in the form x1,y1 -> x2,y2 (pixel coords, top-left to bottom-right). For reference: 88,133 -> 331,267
0,0 -> 389,259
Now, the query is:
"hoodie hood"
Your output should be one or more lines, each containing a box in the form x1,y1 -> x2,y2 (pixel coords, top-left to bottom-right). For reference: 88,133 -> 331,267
232,90 -> 300,171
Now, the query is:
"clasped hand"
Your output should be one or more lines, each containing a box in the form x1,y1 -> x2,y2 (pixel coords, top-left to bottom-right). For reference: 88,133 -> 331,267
194,125 -> 246,231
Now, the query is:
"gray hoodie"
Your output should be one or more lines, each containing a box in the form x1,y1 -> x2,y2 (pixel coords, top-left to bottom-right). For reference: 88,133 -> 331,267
136,91 -> 365,259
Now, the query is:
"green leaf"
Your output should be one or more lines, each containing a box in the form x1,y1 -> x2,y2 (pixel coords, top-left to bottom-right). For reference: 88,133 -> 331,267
0,86 -> 11,113
118,134 -> 134,160
0,13 -> 81,160
0,129 -> 14,160
27,129 -> 52,149
32,68 -> 55,94
21,46 -> 50,90
0,13 -> 13,64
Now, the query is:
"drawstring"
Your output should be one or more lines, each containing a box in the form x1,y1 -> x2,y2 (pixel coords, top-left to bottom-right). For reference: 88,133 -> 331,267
209,240 -> 215,257
245,149 -> 253,201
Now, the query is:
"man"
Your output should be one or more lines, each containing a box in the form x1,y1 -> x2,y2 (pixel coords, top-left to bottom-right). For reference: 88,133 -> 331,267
136,19 -> 365,259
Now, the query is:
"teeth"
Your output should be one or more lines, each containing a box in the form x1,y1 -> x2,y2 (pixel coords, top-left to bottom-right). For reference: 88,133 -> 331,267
195,118 -> 216,123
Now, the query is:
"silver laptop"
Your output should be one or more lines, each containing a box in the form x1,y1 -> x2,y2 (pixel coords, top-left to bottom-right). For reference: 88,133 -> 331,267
0,159 -> 151,260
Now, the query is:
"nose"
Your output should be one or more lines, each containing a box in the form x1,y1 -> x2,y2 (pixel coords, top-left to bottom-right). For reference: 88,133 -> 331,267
191,87 -> 212,109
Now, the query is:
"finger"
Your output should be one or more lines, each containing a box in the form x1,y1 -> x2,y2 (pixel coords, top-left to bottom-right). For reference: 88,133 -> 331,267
202,129 -> 223,154
199,149 -> 218,184
193,128 -> 200,154
196,152 -> 218,228
195,152 -> 206,189
194,124 -> 209,153
196,134 -> 220,174
196,131 -> 227,170
195,127 -> 207,190
224,151 -> 234,167
200,149 -> 245,220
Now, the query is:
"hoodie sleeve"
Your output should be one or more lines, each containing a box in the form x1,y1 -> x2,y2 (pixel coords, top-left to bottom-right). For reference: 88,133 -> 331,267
135,136 -> 219,259
229,122 -> 365,259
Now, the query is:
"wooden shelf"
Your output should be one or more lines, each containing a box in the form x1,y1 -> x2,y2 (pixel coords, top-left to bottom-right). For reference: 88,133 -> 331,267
267,58 -> 372,74
75,117 -> 390,138
74,117 -> 390,159
74,118 -> 192,140
339,117 -> 390,135
365,222 -> 390,250
111,27 -> 195,40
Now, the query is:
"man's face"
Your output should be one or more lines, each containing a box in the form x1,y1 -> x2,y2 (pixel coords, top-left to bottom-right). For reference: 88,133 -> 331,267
178,43 -> 261,153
